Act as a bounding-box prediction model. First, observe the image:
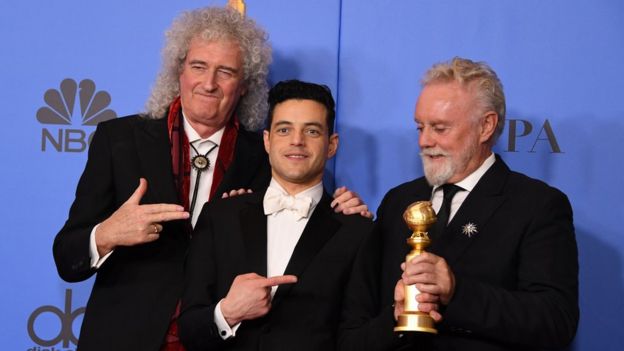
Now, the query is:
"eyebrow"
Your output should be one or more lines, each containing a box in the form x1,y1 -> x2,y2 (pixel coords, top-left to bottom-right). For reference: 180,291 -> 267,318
303,122 -> 324,129
273,120 -> 325,128
187,59 -> 240,73
273,120 -> 292,127
273,121 -> 327,135
414,118 -> 450,126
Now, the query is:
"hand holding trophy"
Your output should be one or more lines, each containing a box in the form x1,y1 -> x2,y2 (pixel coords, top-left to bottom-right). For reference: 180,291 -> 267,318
394,201 -> 438,334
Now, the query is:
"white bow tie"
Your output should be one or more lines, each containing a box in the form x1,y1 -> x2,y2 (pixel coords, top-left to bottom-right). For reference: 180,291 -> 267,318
263,187 -> 313,219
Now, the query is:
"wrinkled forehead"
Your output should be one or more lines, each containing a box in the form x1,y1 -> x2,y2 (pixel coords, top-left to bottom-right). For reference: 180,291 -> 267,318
181,38 -> 244,76
415,82 -> 477,121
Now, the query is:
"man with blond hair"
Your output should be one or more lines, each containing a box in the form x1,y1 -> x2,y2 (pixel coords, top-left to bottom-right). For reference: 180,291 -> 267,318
339,57 -> 579,351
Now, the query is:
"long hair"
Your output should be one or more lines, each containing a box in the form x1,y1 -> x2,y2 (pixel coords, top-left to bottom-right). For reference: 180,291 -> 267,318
144,7 -> 271,131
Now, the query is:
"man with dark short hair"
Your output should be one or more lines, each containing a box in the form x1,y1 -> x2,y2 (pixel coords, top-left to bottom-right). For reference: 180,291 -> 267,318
179,80 -> 373,351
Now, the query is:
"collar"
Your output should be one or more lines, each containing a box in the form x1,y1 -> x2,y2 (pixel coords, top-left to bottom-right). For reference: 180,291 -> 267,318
267,178 -> 323,209
182,111 -> 225,146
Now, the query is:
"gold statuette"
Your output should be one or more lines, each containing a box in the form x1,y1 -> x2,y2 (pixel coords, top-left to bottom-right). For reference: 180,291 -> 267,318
394,201 -> 438,334
227,0 -> 246,16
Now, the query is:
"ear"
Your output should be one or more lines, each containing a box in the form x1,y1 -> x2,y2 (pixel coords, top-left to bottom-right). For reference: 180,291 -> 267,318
327,133 -> 339,159
479,111 -> 498,144
263,130 -> 270,154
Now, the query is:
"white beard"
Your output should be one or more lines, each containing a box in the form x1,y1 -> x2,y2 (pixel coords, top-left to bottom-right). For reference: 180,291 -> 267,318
421,148 -> 454,186
420,141 -> 477,186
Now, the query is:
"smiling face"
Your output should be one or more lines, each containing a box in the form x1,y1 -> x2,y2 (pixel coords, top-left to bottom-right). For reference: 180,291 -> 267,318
415,81 -> 496,186
263,99 -> 338,195
178,37 -> 247,138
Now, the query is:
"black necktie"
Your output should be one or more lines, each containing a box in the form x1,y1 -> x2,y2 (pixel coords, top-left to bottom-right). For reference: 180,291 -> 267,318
432,184 -> 463,237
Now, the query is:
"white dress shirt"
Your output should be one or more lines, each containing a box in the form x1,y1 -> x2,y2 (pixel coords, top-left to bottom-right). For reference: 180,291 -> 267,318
183,115 -> 225,227
430,153 -> 496,223
265,179 -> 323,294
214,179 -> 323,339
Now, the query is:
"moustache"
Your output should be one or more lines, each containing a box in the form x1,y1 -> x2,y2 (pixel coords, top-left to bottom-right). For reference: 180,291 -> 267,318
420,148 -> 449,157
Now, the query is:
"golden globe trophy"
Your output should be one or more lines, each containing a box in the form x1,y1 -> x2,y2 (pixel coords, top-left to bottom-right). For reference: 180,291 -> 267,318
394,201 -> 438,334
227,0 -> 246,16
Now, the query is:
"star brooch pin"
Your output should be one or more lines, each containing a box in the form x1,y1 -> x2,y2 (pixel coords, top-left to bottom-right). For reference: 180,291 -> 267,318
461,222 -> 478,238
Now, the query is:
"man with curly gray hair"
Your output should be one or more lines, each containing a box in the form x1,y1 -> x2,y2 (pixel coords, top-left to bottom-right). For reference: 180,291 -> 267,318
145,6 -> 271,132
53,7 -> 274,351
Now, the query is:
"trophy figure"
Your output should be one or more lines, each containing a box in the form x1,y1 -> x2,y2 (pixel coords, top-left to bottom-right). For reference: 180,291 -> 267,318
394,201 -> 438,334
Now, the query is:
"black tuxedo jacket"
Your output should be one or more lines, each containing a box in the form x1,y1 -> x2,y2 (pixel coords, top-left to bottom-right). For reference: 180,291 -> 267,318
339,155 -> 579,351
53,115 -> 270,351
179,190 -> 373,351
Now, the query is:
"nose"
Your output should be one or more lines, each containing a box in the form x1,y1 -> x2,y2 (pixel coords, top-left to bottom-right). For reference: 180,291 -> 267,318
201,70 -> 218,92
418,126 -> 434,149
290,129 -> 305,146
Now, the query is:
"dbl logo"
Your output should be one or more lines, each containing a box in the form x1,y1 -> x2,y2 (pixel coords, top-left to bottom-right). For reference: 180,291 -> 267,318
27,289 -> 84,350
37,78 -> 117,152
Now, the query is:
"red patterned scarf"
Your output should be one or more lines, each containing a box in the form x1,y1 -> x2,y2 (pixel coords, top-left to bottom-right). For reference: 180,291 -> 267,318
167,96 -> 240,211
162,96 -> 240,351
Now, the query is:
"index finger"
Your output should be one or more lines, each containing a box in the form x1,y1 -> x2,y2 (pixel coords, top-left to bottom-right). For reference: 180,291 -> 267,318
142,203 -> 186,214
332,186 -> 347,196
331,186 -> 347,207
141,204 -> 190,222
264,275 -> 298,287
409,252 -> 439,265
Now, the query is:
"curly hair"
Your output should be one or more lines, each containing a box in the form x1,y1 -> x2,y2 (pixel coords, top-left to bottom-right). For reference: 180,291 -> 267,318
144,6 -> 272,131
422,57 -> 506,144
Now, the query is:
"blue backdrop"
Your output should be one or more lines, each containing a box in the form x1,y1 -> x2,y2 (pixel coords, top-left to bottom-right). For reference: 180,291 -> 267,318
1,0 -> 622,349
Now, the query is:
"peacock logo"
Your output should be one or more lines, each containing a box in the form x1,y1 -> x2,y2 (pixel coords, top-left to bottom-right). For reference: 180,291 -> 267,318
37,78 -> 117,152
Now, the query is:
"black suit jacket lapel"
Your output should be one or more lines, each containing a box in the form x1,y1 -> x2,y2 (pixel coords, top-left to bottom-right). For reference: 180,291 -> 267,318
239,192 -> 268,276
134,117 -> 179,205
431,156 -> 509,265
272,192 -> 340,306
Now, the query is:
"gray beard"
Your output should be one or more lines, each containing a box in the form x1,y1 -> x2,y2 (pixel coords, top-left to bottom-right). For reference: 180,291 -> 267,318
422,155 -> 455,186
420,142 -> 477,186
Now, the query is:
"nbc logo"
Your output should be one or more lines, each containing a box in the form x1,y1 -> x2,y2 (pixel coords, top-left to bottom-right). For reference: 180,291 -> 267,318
37,78 -> 117,152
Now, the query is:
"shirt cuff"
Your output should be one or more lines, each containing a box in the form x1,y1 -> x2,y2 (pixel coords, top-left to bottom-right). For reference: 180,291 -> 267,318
214,299 -> 242,339
89,224 -> 113,268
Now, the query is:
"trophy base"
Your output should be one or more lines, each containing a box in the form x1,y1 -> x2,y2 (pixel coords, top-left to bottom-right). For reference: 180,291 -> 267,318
394,312 -> 438,334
